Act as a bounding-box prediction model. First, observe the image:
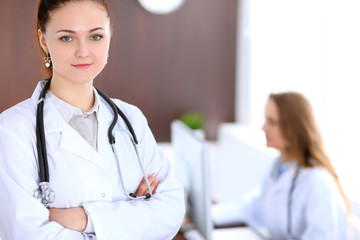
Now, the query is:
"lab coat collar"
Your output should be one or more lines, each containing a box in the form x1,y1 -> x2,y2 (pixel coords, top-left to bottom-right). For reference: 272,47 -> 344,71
96,91 -> 132,132
269,158 -> 300,192
31,81 -> 64,132
283,159 -> 298,171
270,157 -> 298,178
30,80 -> 130,134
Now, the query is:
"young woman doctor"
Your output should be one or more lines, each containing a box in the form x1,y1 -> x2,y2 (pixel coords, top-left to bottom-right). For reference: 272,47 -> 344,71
212,92 -> 349,240
0,0 -> 185,239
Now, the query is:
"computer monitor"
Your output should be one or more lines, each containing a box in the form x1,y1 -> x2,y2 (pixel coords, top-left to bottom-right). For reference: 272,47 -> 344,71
171,120 -> 213,240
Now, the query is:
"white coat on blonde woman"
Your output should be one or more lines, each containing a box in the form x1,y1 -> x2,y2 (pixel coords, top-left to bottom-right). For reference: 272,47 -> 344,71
212,157 -> 348,240
0,81 -> 185,240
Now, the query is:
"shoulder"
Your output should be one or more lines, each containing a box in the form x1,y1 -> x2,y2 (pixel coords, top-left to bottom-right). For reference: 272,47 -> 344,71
0,99 -> 37,170
300,167 -> 334,184
111,98 -> 147,124
0,98 -> 36,133
299,166 -> 340,197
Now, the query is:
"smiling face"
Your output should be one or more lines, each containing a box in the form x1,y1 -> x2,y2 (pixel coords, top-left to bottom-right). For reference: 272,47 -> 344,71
262,99 -> 288,153
38,1 -> 111,85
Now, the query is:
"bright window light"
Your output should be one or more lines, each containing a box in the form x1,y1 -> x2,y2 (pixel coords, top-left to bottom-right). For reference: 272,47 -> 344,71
237,0 -> 360,201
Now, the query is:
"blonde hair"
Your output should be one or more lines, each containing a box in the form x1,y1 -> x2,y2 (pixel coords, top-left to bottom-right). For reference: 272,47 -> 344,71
269,92 -> 350,212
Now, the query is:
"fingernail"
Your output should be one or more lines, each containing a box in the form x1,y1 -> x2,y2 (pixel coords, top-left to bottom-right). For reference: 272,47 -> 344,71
151,173 -> 157,177
155,178 -> 160,183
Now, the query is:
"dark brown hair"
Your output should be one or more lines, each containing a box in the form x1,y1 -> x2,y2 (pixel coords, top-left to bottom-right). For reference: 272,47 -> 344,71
36,0 -> 111,79
269,92 -> 350,212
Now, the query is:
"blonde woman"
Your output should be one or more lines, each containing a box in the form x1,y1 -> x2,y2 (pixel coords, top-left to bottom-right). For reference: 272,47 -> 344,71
213,92 -> 349,239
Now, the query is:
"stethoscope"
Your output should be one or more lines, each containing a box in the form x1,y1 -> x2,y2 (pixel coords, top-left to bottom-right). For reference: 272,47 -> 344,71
269,159 -> 300,240
33,80 -> 152,207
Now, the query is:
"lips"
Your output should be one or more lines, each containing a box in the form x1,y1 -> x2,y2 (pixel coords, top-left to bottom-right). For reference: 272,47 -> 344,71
72,63 -> 92,69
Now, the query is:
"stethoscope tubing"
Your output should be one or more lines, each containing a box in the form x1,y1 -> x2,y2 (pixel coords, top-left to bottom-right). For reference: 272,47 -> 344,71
34,81 -> 152,206
36,80 -> 51,183
95,87 -> 138,145
111,136 -> 152,200
287,165 -> 300,237
270,159 -> 300,239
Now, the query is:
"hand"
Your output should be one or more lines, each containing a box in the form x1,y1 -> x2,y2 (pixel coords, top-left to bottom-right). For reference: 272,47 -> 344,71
49,207 -> 87,232
135,173 -> 160,197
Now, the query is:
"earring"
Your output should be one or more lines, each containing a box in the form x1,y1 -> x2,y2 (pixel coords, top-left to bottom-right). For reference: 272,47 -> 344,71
44,52 -> 51,68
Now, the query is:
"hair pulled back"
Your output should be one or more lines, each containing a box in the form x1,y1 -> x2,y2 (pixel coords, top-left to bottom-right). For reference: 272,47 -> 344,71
36,0 -> 111,78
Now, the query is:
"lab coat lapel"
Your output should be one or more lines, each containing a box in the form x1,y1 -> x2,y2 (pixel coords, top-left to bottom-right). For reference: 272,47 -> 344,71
95,96 -> 140,183
96,95 -> 129,156
37,87 -> 106,170
59,124 -> 105,169
96,98 -> 113,157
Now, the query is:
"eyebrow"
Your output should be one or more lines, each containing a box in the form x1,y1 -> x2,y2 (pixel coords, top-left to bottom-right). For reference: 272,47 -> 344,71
56,27 -> 105,34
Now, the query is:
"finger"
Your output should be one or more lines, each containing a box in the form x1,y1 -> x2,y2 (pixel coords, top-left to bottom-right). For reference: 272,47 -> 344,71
143,177 -> 160,195
141,174 -> 157,195
135,178 -> 147,196
139,173 -> 158,196
135,174 -> 157,196
150,178 -> 160,194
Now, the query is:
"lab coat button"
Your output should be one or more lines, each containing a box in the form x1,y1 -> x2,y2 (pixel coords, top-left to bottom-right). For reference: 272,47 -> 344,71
102,193 -> 106,198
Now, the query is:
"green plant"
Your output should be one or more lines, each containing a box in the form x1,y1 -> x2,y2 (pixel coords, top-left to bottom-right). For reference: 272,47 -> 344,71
180,112 -> 205,130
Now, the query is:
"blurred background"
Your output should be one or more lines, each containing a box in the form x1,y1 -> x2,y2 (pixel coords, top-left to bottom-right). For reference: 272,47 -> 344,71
1,0 -> 360,224
0,0 -> 236,141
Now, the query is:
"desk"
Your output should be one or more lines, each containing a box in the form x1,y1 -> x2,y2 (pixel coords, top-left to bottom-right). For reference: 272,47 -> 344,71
174,227 -> 263,240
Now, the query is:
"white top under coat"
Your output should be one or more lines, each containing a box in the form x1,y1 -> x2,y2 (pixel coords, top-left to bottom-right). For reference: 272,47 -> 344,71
47,89 -> 99,151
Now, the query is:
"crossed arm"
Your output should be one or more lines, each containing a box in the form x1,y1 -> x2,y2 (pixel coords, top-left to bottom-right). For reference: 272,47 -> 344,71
48,174 -> 161,231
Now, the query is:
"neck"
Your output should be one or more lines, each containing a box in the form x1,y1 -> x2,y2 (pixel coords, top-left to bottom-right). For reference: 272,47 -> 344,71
49,77 -> 95,113
280,150 -> 293,163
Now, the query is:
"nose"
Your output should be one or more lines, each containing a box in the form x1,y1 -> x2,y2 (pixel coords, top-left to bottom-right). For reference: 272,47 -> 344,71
261,122 -> 267,132
75,40 -> 89,59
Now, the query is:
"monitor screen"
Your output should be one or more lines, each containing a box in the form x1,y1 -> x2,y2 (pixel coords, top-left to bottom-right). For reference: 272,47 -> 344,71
171,120 -> 213,240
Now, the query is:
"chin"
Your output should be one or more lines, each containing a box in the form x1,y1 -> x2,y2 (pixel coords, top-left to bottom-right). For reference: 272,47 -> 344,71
69,73 -> 98,84
266,143 -> 279,150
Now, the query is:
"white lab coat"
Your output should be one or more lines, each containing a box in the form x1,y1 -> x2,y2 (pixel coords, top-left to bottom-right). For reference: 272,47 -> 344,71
0,81 -> 185,240
212,158 -> 348,240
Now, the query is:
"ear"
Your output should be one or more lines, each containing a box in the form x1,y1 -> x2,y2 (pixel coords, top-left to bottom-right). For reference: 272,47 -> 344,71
38,29 -> 49,53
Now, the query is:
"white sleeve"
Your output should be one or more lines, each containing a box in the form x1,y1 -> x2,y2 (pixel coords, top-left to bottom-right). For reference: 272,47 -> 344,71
83,207 -> 95,234
302,173 -> 347,240
82,178 -> 184,240
0,124 -> 95,240
82,104 -> 185,240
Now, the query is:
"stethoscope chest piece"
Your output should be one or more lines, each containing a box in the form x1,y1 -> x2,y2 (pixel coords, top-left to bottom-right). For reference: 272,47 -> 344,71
33,182 -> 55,207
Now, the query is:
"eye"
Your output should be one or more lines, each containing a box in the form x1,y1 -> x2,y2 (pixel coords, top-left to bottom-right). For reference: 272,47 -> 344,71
61,36 -> 72,42
91,34 -> 103,41
267,118 -> 276,126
